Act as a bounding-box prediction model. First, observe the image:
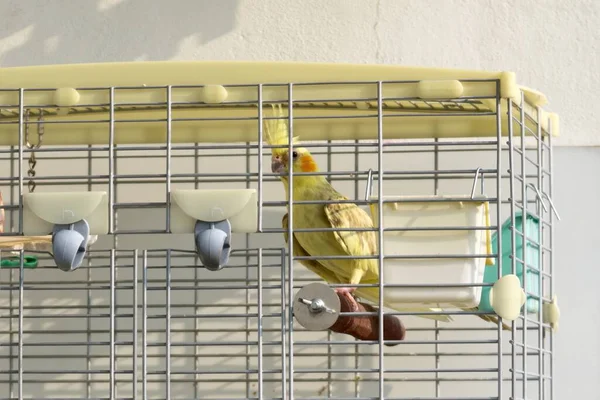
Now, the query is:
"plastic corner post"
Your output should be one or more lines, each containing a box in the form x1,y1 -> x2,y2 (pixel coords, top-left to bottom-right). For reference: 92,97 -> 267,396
194,219 -> 232,271
52,219 -> 90,272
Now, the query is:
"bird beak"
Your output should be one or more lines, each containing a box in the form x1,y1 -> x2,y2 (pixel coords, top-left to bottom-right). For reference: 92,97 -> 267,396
271,158 -> 285,175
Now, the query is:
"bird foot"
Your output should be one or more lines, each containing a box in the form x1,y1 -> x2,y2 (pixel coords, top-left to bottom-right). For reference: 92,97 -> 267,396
335,287 -> 360,313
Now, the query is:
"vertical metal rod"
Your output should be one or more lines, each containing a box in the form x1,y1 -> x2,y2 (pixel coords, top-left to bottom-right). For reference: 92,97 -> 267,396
108,87 -> 115,234
18,250 -> 24,400
280,249 -> 287,400
132,249 -> 139,400
519,90 -> 528,400
113,132 -> 120,247
86,144 -> 93,399
326,139 -> 333,398
9,143 -> 14,230
245,141 -> 252,399
166,249 -> 172,400
257,84 -> 264,232
257,249 -> 264,400
433,137 -> 441,398
547,116 -> 555,400
142,250 -> 148,400
193,144 -> 200,399
166,85 -> 173,233
109,249 -> 116,400
286,83 -> 295,400
536,106 -> 545,400
8,262 -> 14,399
507,94 -> 517,400
353,139 -> 361,399
8,221 -> 14,398
17,89 -> 24,233
9,137 -> 15,400
111,130 -> 119,397
494,80 -> 504,400
376,80 -> 385,399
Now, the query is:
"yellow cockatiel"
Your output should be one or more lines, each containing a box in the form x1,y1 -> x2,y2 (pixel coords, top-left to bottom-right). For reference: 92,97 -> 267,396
264,104 -> 452,322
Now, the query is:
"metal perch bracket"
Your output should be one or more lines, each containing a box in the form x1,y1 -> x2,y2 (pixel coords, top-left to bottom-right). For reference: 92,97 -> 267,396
194,219 -> 232,271
293,282 -> 341,331
51,219 -> 90,272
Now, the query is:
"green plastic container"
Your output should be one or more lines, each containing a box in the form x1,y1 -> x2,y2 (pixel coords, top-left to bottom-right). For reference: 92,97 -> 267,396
479,211 -> 541,314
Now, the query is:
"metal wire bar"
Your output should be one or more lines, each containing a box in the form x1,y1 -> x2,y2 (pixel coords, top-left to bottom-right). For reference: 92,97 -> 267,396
142,251 -> 148,399
537,107 -> 546,397
287,82 -> 295,400
166,249 -> 172,400
376,80 -> 385,399
326,140 -> 334,399
0,348 -> 547,360
494,79 -> 504,400
519,91 -> 529,400
86,143 -> 94,399
166,85 -> 173,233
257,84 -> 264,232
0,79 -> 555,400
17,251 -> 24,400
352,139 -> 361,399
548,105 -> 556,400
17,89 -> 24,233
280,249 -> 287,400
108,87 -> 115,234
245,143 -> 253,400
507,96 -> 518,400
109,249 -> 116,400
193,140 -> 200,400
0,139 -> 508,155
132,250 -> 138,400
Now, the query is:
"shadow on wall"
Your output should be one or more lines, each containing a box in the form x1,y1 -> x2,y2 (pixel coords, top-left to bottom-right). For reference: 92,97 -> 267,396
0,0 -> 240,67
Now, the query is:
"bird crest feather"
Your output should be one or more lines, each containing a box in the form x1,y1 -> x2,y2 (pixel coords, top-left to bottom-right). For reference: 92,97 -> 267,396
263,104 -> 300,149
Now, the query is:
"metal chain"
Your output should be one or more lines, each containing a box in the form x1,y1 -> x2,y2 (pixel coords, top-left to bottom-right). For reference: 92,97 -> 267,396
25,109 -> 44,192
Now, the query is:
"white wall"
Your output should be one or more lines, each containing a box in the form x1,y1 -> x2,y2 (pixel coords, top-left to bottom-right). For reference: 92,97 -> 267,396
553,147 -> 600,400
1,0 -> 598,146
0,1 -> 598,399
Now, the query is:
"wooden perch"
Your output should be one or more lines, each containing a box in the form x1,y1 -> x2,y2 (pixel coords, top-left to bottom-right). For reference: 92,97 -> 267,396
329,292 -> 406,346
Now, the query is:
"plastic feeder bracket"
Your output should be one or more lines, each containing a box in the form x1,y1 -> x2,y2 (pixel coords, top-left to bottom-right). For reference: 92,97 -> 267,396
194,219 -> 232,271
51,219 -> 90,272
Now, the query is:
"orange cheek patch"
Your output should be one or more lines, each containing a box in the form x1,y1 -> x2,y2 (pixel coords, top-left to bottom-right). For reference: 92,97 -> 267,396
300,155 -> 317,172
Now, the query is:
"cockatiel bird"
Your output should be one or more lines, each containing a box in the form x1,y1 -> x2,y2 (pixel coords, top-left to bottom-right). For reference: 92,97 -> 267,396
264,104 -> 511,329
264,104 -> 451,323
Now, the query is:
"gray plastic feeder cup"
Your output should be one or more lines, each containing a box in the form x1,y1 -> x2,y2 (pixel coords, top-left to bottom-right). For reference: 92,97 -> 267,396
52,219 -> 90,272
194,219 -> 232,271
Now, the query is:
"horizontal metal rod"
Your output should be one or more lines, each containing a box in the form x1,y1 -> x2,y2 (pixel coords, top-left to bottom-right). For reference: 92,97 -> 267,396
0,376 -> 543,385
0,350 -> 543,360
0,338 -> 502,347
0,139 -> 508,156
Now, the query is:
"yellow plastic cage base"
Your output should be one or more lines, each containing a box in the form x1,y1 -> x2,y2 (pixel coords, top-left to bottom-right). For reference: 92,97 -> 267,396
0,61 -> 559,146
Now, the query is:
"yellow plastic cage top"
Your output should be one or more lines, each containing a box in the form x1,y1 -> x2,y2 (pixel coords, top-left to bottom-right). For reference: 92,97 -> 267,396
0,61 -> 558,146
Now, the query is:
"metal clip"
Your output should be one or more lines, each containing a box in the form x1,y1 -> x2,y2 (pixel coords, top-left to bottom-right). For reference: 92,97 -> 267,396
293,282 -> 341,331
364,168 -> 374,201
470,167 -> 485,199
298,297 -> 337,314
541,192 -> 561,221
526,183 -> 549,213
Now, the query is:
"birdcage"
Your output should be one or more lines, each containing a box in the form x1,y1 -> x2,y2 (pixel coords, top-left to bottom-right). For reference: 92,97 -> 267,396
0,61 -> 561,400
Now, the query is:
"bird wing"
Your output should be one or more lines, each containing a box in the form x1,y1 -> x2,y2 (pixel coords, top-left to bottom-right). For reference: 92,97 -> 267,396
282,212 -> 343,284
323,194 -> 456,323
323,195 -> 378,261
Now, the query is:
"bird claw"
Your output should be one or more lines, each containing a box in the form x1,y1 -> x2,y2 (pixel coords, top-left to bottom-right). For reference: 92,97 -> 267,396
335,287 -> 360,313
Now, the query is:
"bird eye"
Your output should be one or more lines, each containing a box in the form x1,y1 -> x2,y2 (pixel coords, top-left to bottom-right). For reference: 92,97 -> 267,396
292,151 -> 298,159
